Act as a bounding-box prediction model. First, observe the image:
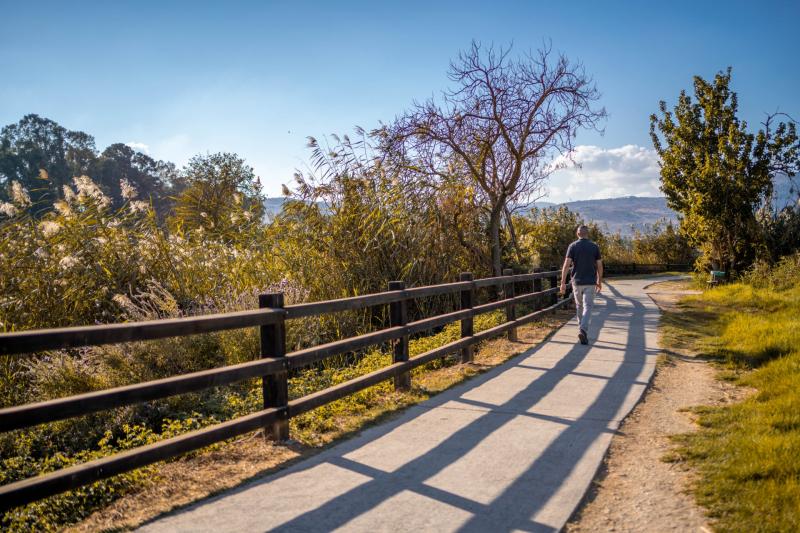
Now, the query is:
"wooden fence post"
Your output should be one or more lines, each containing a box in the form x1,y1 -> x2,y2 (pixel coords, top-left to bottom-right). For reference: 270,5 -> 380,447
388,281 -> 410,390
549,265 -> 558,306
503,268 -> 518,341
533,267 -> 543,310
459,272 -> 474,363
259,292 -> 288,441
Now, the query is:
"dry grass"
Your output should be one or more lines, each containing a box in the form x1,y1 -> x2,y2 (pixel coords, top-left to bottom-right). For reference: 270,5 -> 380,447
71,310 -> 571,532
68,438 -> 303,533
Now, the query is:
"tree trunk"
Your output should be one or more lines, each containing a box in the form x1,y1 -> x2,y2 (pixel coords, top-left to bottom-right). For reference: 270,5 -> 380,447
504,207 -> 524,265
489,207 -> 503,276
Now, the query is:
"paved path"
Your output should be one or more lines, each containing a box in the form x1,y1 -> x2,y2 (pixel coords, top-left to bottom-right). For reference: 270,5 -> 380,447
140,278 -> 664,533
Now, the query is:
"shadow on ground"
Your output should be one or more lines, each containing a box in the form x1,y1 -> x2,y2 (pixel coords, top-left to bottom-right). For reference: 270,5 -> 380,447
139,279 -> 663,533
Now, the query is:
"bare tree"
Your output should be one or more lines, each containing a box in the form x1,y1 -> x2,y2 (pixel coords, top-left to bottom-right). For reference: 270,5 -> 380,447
385,41 -> 606,275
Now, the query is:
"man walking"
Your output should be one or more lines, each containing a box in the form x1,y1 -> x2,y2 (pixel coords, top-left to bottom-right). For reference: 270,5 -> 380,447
560,225 -> 603,345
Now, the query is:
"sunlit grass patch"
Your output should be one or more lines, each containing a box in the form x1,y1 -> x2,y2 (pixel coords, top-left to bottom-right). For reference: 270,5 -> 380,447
693,283 -> 790,313
671,354 -> 800,531
658,303 -> 722,358
716,311 -> 800,367
663,253 -> 800,532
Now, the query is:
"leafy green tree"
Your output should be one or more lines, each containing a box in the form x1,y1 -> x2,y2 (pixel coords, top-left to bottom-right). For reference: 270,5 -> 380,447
170,152 -> 264,237
0,114 -> 98,210
0,116 -> 180,217
650,68 -> 799,274
758,202 -> 800,262
598,231 -> 636,265
632,219 -> 696,264
89,143 -> 176,215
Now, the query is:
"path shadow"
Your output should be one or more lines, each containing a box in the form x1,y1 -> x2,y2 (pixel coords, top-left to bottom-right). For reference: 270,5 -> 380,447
141,281 -> 660,533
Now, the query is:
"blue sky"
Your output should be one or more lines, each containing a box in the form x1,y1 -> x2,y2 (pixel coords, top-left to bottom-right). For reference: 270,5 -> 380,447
1,1 -> 798,202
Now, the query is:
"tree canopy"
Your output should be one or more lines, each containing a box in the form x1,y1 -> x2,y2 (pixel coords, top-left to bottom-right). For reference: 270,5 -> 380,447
386,42 -> 606,275
170,152 -> 264,237
650,68 -> 799,274
0,114 -> 96,210
0,114 -> 177,217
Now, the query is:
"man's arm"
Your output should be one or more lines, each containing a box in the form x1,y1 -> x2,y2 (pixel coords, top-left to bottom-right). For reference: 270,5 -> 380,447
596,259 -> 603,292
560,258 -> 572,294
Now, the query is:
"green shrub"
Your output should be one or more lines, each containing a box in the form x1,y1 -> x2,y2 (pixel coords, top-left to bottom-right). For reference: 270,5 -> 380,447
742,251 -> 800,291
1,415 -> 218,532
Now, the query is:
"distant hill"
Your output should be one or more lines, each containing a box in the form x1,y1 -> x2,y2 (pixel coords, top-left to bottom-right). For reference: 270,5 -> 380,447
531,179 -> 798,234
264,181 -> 799,236
263,195 -> 678,235
262,197 -> 327,221
559,196 -> 676,235
522,196 -> 677,235
263,197 -> 286,218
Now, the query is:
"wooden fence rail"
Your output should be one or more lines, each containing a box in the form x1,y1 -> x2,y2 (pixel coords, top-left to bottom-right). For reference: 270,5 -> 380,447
603,262 -> 692,276
0,264 -> 686,510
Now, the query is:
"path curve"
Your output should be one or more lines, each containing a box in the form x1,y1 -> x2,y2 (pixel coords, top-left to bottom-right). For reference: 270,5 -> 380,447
139,277 -> 664,533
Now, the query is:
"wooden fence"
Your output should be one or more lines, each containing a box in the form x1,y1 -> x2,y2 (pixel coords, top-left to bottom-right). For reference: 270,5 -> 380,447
603,263 -> 692,276
0,268 -> 575,511
0,263 -> 690,510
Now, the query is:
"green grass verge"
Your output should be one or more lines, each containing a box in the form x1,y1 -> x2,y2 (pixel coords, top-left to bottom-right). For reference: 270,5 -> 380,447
661,266 -> 800,532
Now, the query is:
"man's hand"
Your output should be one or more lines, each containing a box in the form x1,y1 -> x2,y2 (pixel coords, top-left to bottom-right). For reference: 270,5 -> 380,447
559,281 -> 567,295
595,280 -> 602,293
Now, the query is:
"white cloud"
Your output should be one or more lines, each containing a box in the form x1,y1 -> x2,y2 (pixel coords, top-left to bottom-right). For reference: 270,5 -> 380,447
125,142 -> 150,154
545,145 -> 661,202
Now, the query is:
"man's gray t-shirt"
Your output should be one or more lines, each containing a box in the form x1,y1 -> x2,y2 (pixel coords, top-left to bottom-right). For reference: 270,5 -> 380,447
566,238 -> 601,285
